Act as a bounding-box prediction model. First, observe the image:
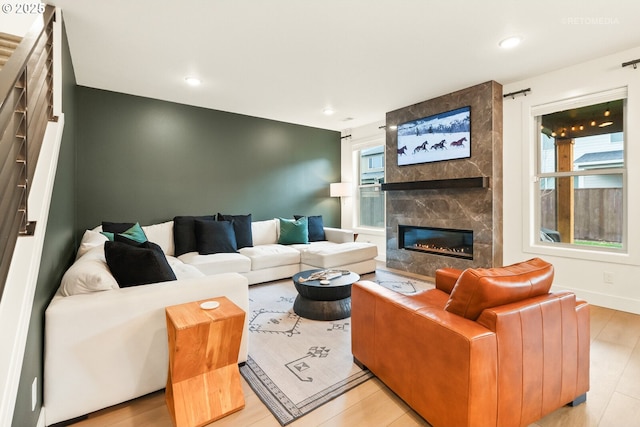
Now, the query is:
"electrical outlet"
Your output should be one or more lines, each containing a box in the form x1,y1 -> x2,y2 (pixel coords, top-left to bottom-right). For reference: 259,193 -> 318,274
31,377 -> 37,411
603,271 -> 615,285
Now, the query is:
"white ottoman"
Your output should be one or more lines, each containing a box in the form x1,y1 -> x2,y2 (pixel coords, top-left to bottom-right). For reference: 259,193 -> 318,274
299,242 -> 378,272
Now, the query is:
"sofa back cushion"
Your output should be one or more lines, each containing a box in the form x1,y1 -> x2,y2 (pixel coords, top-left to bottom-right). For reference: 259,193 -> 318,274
444,258 -> 554,320
75,230 -> 109,260
252,219 -> 278,246
142,220 -> 175,256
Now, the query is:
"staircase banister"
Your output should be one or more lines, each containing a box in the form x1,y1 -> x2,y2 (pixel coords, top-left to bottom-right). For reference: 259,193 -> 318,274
0,4 -> 55,115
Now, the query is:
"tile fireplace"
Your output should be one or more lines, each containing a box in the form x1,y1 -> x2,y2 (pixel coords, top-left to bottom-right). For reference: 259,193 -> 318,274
384,81 -> 503,277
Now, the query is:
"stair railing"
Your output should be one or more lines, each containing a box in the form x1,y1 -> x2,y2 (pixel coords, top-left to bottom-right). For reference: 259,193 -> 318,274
0,4 -> 56,301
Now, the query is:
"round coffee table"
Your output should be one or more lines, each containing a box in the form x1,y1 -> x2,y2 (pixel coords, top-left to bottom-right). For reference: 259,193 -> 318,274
292,269 -> 360,321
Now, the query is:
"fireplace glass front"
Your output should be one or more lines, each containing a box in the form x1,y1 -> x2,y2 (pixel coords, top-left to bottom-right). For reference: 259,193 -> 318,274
398,225 -> 473,259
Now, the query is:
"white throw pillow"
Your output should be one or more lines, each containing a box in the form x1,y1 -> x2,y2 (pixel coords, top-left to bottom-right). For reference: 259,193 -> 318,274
252,219 -> 278,246
75,230 -> 108,260
60,247 -> 119,296
142,220 -> 175,256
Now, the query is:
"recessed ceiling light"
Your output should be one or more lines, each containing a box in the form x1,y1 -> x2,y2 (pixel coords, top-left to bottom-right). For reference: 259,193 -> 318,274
184,76 -> 201,86
599,121 -> 613,127
498,36 -> 522,49
323,107 -> 335,116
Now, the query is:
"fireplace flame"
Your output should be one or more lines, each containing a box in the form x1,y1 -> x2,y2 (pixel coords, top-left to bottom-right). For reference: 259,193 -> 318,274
415,243 -> 470,254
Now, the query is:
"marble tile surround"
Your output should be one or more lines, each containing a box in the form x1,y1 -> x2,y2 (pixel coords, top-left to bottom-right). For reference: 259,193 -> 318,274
385,81 -> 503,277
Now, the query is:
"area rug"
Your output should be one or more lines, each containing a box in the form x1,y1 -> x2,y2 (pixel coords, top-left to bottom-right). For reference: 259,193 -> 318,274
240,269 -> 433,425
362,269 -> 434,295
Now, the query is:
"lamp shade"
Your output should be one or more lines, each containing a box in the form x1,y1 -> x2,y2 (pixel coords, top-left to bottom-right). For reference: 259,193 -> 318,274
330,182 -> 352,197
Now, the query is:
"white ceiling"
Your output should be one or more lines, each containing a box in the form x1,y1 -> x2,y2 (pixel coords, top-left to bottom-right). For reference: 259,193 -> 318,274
49,0 -> 640,132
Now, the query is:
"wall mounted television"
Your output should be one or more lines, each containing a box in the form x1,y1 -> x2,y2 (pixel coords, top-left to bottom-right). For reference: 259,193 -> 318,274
396,106 -> 471,166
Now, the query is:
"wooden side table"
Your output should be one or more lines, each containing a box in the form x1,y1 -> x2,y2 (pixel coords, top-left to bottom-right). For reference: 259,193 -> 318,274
165,297 -> 245,427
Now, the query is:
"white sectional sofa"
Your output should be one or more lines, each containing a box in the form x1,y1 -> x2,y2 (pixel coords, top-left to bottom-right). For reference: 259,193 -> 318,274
172,218 -> 378,283
44,217 -> 377,426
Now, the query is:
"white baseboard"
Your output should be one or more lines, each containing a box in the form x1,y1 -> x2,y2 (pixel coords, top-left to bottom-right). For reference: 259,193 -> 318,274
552,284 -> 640,315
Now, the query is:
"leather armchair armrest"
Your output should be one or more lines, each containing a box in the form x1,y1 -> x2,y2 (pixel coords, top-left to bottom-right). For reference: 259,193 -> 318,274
475,292 -> 590,426
351,280 -> 498,427
435,267 -> 463,294
410,307 -> 499,427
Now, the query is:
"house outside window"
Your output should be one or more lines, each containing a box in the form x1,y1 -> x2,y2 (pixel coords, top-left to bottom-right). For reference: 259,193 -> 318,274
357,146 -> 384,228
536,98 -> 625,251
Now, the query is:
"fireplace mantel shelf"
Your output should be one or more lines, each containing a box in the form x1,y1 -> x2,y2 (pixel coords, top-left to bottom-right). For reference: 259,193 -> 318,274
381,176 -> 489,191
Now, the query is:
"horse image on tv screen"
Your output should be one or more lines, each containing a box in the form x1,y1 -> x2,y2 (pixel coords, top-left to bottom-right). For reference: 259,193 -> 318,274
397,106 -> 471,166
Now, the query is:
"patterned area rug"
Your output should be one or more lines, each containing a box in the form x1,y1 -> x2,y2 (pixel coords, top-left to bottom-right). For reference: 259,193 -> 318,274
362,269 -> 434,294
240,269 -> 433,425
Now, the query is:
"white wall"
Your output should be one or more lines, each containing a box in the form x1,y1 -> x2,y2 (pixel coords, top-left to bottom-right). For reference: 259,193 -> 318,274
341,121 -> 387,260
503,46 -> 640,314
0,1 -> 41,37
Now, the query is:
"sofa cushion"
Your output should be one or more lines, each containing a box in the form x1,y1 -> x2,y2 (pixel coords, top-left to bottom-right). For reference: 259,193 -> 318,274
104,241 -> 177,287
60,246 -> 119,296
164,256 -> 205,279
444,257 -> 554,321
178,251 -> 251,275
294,215 -> 326,242
239,244 -> 301,270
194,219 -> 238,254
173,215 -> 216,256
299,241 -> 378,268
217,213 -> 253,249
252,219 -> 278,246
142,220 -> 175,256
278,217 -> 309,244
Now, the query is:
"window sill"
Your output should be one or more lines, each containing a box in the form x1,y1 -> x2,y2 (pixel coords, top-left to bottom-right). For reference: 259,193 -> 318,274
353,227 -> 385,237
525,241 -> 639,266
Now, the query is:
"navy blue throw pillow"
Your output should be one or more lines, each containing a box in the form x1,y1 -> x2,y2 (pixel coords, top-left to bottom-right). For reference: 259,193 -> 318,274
173,215 -> 216,256
104,241 -> 176,288
294,215 -> 326,242
102,221 -> 135,234
195,219 -> 238,254
217,213 -> 253,248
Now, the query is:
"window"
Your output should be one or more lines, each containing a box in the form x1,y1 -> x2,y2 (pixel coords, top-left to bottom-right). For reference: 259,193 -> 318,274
357,146 -> 384,228
536,98 -> 625,251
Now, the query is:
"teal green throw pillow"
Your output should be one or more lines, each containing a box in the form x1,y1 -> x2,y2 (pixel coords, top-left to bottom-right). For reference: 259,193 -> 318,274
101,222 -> 147,243
278,217 -> 309,245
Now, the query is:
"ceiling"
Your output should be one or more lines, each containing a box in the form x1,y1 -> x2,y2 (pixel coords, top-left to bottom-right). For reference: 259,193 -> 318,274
48,0 -> 640,132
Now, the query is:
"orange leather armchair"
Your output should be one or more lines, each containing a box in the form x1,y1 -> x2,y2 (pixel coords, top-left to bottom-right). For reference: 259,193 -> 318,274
351,258 -> 589,427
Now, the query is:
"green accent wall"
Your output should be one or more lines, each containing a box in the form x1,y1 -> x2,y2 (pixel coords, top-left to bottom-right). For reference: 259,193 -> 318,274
75,88 -> 342,234
12,20 -> 77,427
12,17 -> 340,427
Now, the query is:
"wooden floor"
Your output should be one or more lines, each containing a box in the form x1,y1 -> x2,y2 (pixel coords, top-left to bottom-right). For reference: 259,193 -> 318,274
67,269 -> 640,427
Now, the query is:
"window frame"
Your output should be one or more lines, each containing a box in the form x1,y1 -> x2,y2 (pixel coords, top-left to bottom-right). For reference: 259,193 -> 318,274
352,140 -> 386,233
524,87 -> 633,264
